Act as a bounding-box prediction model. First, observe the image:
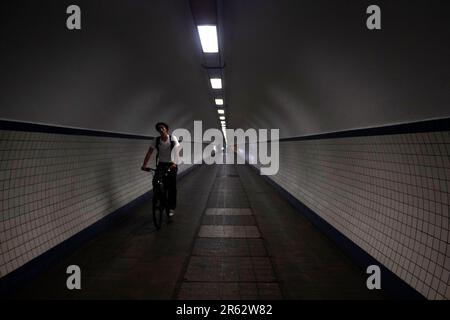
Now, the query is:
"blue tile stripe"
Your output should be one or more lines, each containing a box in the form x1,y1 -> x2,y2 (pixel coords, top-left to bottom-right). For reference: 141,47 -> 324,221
0,118 -> 153,140
277,117 -> 449,142
0,164 -> 200,297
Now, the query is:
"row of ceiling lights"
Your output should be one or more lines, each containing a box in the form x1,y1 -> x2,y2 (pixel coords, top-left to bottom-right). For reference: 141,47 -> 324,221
196,25 -> 227,142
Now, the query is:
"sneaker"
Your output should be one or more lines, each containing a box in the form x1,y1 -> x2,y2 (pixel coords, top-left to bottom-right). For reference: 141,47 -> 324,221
169,210 -> 175,217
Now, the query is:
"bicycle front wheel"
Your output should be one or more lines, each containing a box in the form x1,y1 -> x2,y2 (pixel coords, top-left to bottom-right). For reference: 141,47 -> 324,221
152,197 -> 164,230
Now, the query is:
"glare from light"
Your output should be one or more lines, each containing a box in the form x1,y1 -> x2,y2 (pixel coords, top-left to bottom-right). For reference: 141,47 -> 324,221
210,78 -> 222,89
215,98 -> 224,105
222,127 -> 227,144
217,109 -> 224,114
197,25 -> 219,53
222,130 -> 227,142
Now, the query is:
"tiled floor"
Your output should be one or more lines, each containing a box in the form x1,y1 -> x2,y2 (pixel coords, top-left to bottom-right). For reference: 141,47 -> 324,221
176,165 -> 282,299
192,239 -> 267,257
204,208 -> 253,216
7,164 -> 388,299
198,225 -> 261,238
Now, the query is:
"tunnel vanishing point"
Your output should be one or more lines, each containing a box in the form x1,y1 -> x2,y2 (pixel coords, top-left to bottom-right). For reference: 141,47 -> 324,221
0,0 -> 449,302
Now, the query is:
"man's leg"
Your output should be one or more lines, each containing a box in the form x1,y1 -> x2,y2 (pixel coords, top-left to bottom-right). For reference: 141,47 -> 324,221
152,165 -> 163,201
167,166 -> 178,211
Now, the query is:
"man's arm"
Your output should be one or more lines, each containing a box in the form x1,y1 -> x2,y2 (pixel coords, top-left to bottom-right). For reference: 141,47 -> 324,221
141,146 -> 154,169
170,136 -> 181,169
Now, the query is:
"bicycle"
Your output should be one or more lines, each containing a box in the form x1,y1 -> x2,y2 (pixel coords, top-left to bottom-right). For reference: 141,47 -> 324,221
141,167 -> 172,229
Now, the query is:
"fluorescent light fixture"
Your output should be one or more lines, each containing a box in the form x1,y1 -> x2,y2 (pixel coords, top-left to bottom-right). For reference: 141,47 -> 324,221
197,25 -> 219,53
217,109 -> 224,114
219,116 -> 225,120
221,121 -> 226,125
215,98 -> 223,105
210,78 -> 222,89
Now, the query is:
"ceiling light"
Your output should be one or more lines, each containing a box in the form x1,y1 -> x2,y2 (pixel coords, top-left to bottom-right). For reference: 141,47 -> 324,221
217,109 -> 224,114
219,116 -> 225,120
197,25 -> 219,53
215,98 -> 223,105
210,78 -> 222,89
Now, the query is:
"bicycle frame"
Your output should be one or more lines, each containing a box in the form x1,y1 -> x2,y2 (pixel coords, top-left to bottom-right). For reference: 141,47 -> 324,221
142,167 -> 171,229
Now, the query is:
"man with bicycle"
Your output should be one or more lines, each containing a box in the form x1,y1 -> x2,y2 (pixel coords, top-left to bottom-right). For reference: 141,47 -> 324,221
141,122 -> 180,217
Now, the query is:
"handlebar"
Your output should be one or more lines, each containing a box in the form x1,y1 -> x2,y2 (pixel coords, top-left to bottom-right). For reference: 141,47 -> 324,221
141,167 -> 172,173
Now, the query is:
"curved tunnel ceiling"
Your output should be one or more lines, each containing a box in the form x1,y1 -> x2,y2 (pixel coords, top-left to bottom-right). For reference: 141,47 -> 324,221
0,0 -> 218,135
222,0 -> 450,138
1,0 -> 449,139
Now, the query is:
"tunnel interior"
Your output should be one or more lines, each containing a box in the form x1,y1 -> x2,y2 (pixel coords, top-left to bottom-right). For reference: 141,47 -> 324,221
0,0 -> 449,301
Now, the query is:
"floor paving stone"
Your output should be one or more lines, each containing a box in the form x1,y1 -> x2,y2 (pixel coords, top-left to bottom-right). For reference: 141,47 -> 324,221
198,225 -> 261,238
192,238 -> 267,257
205,208 -> 253,216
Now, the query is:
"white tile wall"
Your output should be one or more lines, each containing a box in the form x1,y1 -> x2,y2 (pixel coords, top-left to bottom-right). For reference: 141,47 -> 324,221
241,131 -> 450,300
0,130 -> 203,279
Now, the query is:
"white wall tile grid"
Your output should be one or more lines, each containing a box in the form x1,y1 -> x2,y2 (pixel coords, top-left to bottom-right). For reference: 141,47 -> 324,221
241,131 -> 450,300
0,130 -> 203,279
